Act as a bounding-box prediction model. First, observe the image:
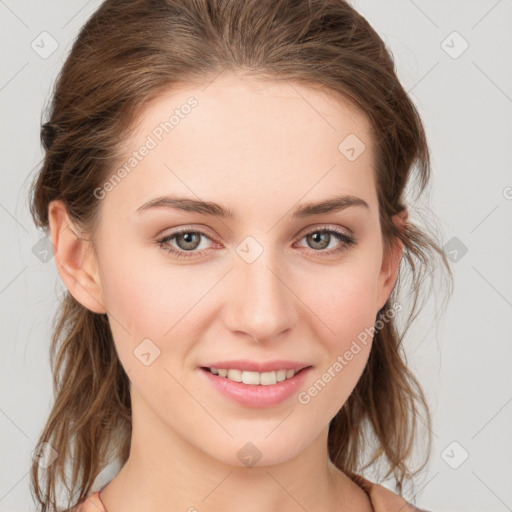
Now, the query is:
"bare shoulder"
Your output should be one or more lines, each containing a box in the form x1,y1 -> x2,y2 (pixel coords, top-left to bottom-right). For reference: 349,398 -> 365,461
348,473 -> 434,512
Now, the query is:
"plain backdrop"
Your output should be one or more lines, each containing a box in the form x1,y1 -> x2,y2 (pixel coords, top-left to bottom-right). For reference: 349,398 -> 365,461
1,1 -> 511,511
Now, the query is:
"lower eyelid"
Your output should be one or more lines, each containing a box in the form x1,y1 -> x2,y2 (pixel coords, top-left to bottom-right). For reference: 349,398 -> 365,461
295,230 -> 355,251
158,231 -> 213,252
158,228 -> 355,256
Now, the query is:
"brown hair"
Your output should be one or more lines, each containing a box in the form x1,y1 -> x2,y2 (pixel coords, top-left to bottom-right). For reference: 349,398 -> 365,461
29,0 -> 453,510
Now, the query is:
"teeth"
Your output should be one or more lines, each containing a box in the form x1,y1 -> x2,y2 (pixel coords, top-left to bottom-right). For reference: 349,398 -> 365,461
242,371 -> 260,385
276,369 -> 287,382
209,368 -> 297,385
260,371 -> 276,385
227,369 -> 242,382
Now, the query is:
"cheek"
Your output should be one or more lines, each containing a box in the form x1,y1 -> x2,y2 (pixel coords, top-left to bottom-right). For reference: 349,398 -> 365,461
297,270 -> 378,420
97,249 -> 201,408
293,255 -> 381,412
319,278 -> 376,378
302,257 -> 381,344
98,240 -> 198,333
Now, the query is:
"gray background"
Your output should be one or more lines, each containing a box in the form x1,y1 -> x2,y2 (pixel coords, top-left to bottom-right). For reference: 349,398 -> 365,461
1,1 -> 511,511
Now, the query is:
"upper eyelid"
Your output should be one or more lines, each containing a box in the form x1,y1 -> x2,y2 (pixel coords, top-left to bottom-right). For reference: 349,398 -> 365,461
159,223 -> 351,237
296,224 -> 353,237
158,224 -> 353,246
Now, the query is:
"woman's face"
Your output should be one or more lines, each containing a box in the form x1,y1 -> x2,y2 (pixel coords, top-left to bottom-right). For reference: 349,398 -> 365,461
69,74 -> 402,467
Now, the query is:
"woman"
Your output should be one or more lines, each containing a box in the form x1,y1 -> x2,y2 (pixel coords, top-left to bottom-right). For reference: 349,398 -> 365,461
30,0 -> 452,510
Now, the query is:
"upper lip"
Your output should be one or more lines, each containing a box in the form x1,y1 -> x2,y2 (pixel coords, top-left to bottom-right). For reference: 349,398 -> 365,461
200,360 -> 311,373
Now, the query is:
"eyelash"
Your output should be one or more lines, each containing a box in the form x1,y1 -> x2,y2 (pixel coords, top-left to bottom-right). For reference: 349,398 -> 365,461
156,226 -> 357,260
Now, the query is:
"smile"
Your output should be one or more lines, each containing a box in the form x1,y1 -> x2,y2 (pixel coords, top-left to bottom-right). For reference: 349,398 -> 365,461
205,367 -> 300,385
199,366 -> 312,407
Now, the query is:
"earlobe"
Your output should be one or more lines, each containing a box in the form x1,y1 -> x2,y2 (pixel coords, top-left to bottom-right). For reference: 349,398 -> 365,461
376,209 -> 407,311
48,200 -> 107,314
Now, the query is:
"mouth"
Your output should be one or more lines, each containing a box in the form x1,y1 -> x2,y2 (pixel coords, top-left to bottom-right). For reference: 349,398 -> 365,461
199,364 -> 313,407
200,365 -> 312,386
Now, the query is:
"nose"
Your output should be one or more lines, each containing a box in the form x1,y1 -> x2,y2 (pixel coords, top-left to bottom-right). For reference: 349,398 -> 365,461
223,245 -> 298,343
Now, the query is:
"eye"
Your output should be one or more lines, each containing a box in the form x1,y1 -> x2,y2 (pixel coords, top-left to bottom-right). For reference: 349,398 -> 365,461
157,228 -> 215,259
156,226 -> 357,260
294,227 -> 356,256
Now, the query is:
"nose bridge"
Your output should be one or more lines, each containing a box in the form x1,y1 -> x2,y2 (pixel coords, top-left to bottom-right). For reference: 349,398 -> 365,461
225,236 -> 297,341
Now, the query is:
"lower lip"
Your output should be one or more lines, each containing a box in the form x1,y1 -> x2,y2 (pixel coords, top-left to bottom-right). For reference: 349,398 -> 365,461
199,367 -> 312,408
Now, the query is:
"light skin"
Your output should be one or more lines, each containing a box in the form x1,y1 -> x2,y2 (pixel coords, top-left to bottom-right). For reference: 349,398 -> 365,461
49,73 -> 405,512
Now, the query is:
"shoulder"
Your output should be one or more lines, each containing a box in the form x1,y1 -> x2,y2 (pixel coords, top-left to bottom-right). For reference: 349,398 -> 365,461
67,491 -> 106,512
350,474 -> 434,512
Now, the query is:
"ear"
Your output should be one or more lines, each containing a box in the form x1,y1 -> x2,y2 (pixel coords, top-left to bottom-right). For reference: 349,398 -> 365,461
376,208 -> 408,312
48,200 -> 106,314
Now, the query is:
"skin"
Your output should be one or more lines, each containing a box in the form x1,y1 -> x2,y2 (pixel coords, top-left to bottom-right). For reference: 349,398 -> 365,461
49,73 -> 405,512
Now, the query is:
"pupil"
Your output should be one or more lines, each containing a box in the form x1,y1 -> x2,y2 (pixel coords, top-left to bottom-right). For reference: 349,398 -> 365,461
179,232 -> 199,250
309,232 -> 328,249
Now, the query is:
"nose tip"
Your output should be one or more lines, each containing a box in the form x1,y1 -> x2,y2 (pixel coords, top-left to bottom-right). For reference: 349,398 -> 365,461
224,257 -> 298,343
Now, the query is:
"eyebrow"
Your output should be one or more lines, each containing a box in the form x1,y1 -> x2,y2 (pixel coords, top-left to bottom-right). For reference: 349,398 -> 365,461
135,194 -> 369,219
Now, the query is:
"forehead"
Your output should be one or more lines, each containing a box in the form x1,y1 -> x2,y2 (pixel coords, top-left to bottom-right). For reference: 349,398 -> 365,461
102,74 -> 377,220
